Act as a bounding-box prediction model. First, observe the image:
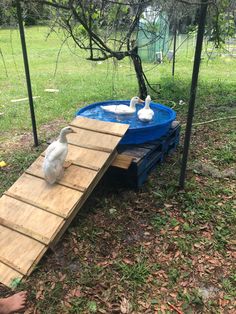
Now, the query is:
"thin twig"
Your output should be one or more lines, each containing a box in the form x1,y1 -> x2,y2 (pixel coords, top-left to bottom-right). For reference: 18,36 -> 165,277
182,116 -> 236,127
167,302 -> 184,314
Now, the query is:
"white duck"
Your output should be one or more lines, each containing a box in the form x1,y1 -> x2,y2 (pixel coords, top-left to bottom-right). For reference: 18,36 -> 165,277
100,96 -> 143,115
137,95 -> 154,122
42,126 -> 75,184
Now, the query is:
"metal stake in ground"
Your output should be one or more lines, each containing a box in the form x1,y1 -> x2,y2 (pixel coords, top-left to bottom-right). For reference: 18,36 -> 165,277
16,0 -> 39,147
179,0 -> 208,188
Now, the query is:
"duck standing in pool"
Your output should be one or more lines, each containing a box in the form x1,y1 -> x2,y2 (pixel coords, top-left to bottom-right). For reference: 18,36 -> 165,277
43,126 -> 75,184
100,96 -> 143,115
137,95 -> 154,122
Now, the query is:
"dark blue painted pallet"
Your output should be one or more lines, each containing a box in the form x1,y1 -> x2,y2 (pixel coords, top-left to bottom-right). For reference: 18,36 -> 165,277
108,124 -> 180,188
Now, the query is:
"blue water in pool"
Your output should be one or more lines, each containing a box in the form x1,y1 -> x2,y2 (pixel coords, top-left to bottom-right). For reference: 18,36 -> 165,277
77,101 -> 173,129
76,100 -> 176,144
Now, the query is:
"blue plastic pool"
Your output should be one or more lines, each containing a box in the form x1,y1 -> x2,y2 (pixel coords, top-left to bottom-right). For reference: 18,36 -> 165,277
76,100 -> 176,144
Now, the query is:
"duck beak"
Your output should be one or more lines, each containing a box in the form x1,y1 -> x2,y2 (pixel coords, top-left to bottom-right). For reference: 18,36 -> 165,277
71,128 -> 76,133
138,98 -> 144,103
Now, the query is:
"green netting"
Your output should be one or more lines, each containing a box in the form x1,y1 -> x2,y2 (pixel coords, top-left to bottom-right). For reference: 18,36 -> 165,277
137,11 -> 169,63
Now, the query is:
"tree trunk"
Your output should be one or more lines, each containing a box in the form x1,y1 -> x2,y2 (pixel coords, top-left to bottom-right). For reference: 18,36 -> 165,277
130,52 -> 147,99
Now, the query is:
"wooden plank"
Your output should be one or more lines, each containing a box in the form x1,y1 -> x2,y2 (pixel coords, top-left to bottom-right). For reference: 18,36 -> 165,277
117,146 -> 150,161
67,128 -> 123,152
70,116 -> 129,137
7,173 -> 83,219
111,154 -> 133,169
4,192 -> 67,219
0,218 -> 50,245
26,169 -> 87,193
66,145 -> 109,169
68,142 -> 113,153
52,150 -> 118,246
71,161 -> 100,172
0,262 -> 23,288
0,225 -> 45,275
41,150 -> 100,172
26,156 -> 97,192
0,195 -> 64,244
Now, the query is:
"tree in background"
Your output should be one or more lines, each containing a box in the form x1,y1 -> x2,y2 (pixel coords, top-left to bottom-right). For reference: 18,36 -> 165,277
0,0 -> 48,27
30,0 -> 155,98
205,0 -> 236,48
9,0 -> 236,97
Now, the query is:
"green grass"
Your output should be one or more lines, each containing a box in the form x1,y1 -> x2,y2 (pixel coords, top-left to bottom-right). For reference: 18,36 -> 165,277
116,260 -> 150,286
0,148 -> 41,195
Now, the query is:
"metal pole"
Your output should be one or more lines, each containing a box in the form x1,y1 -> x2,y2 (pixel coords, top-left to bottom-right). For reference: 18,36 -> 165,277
179,0 -> 208,188
172,20 -> 177,77
16,0 -> 39,146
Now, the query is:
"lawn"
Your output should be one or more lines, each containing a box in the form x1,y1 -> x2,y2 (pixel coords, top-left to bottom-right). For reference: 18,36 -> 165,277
0,26 -> 236,313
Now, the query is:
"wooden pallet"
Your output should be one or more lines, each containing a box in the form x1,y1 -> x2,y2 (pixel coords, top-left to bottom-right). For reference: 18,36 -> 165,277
109,124 -> 180,188
0,117 -> 129,288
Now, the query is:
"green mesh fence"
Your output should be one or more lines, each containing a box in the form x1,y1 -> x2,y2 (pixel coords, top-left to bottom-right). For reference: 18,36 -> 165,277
137,11 -> 169,63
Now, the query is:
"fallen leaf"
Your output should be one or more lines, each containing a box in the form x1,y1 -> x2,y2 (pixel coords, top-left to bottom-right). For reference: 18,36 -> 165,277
164,204 -> 173,208
59,273 -> 66,281
36,289 -> 44,300
174,251 -> 180,258
120,297 -> 130,313
208,259 -> 220,265
64,301 -> 72,308
123,258 -> 133,265
173,225 -> 180,231
97,261 -> 113,267
144,242 -> 152,246
72,288 -> 82,297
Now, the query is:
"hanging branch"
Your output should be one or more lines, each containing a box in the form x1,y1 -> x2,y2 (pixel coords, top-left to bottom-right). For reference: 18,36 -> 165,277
0,48 -> 8,78
53,36 -> 69,77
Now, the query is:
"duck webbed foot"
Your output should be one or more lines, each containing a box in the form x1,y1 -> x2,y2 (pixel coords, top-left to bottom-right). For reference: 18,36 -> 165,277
63,160 -> 73,168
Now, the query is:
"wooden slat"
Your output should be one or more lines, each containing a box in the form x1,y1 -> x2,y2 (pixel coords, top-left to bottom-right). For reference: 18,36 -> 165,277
4,192 -> 67,219
41,151 -> 100,172
66,145 -> 109,169
26,156 -> 97,192
26,169 -> 87,193
6,174 -> 83,218
111,154 -> 133,169
0,195 -> 64,244
68,141 -> 113,153
0,218 -> 50,245
71,161 -> 100,172
67,128 -> 124,152
0,225 -> 45,275
70,116 -> 129,136
118,146 -> 150,161
0,262 -> 23,288
0,257 -> 25,275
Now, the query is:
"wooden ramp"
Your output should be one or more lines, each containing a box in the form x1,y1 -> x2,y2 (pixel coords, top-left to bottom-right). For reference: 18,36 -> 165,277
0,117 -> 129,288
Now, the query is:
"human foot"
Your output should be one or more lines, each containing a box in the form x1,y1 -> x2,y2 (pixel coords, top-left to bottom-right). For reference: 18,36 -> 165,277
0,291 -> 27,314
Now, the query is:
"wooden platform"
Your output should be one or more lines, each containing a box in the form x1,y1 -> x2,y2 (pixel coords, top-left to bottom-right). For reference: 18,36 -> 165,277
109,124 -> 180,188
0,117 -> 129,288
